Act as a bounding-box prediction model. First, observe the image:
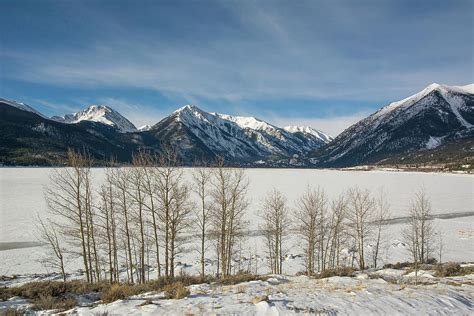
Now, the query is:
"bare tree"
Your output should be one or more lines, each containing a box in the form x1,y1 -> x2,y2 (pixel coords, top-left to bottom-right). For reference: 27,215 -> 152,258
168,183 -> 193,278
192,166 -> 213,277
327,193 -> 347,269
346,187 -> 375,270
155,146 -> 193,278
44,149 -> 95,283
103,163 -> 120,282
294,186 -> 327,274
372,188 -> 391,268
37,217 -> 67,282
403,187 -> 435,265
210,159 -> 249,278
437,228 -> 444,264
140,153 -> 162,278
130,154 -> 148,283
259,189 -> 290,274
110,166 -> 135,283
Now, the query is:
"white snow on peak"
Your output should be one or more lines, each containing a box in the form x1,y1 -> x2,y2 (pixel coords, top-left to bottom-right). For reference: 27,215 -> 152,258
138,125 -> 152,132
283,126 -> 333,143
52,105 -> 138,133
216,114 -> 277,131
0,98 -> 45,118
372,83 -> 474,128
169,104 -> 331,158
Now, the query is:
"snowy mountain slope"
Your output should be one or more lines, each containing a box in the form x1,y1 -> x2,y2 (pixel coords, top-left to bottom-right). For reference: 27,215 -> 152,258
313,83 -> 474,167
284,125 -> 333,144
0,98 -> 46,118
0,98 -> 331,165
150,105 -> 331,162
138,124 -> 152,131
52,105 -> 138,133
0,100 -> 144,165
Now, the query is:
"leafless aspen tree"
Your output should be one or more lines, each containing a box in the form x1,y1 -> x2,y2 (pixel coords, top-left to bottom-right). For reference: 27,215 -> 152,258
100,164 -> 120,282
372,188 -> 391,268
210,159 -> 249,278
168,183 -> 193,278
327,193 -> 347,269
403,188 -> 434,265
155,146 -> 192,278
259,189 -> 290,274
437,228 -> 444,264
294,186 -> 327,274
44,150 -> 95,283
346,187 -> 375,270
192,166 -> 213,277
37,217 -> 67,282
140,153 -> 162,278
111,166 -> 135,283
130,154 -> 148,283
83,166 -> 101,282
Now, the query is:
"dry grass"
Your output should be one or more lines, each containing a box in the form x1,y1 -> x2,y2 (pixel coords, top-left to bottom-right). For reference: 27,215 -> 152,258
313,267 -> 355,279
163,282 -> 189,299
100,283 -> 134,303
251,295 -> 268,304
215,272 -> 267,285
1,272 -> 271,312
434,262 -> 463,277
0,308 -> 26,316
31,294 -> 76,311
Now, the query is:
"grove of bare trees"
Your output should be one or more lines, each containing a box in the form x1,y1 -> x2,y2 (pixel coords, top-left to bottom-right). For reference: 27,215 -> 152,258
40,150 -> 439,283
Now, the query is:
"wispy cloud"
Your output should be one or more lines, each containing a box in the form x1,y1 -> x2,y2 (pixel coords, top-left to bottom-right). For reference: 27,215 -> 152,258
1,0 -> 472,132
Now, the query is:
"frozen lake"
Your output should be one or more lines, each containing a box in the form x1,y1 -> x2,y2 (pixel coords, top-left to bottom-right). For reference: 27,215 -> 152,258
1,168 -> 472,243
0,168 -> 473,275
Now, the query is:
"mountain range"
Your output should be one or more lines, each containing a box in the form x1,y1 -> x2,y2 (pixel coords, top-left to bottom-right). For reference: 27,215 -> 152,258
0,83 -> 472,167
311,83 -> 474,167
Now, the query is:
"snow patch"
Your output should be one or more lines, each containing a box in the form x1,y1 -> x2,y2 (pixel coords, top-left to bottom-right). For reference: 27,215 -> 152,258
426,136 -> 443,149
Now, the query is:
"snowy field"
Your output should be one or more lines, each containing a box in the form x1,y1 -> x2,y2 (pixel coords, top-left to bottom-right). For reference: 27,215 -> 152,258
1,168 -> 473,315
3,271 -> 474,315
0,168 -> 473,277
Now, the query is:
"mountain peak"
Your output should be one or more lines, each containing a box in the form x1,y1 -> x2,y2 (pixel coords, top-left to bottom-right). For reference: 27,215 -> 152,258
175,104 -> 202,113
374,82 -> 474,121
283,126 -> 333,143
52,104 -> 138,133
0,98 -> 45,118
138,124 -> 152,131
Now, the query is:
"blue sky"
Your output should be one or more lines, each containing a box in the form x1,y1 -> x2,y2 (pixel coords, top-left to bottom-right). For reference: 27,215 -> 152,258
1,0 -> 472,135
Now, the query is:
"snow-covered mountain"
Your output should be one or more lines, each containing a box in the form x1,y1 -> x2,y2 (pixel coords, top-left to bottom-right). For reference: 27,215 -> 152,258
313,83 -> 474,167
0,98 -> 46,118
283,125 -> 333,144
150,105 -> 331,162
52,105 -> 138,133
138,124 -> 152,132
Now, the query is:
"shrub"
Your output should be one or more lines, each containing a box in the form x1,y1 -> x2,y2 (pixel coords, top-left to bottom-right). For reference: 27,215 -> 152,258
314,267 -> 355,279
435,262 -> 462,277
383,262 -> 412,269
425,258 -> 438,265
100,283 -> 133,303
216,272 -> 266,285
32,294 -> 76,311
1,307 -> 26,316
163,282 -> 189,299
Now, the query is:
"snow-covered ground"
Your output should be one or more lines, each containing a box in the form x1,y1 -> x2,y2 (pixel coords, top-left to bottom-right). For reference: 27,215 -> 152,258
0,168 -> 473,277
2,272 -> 474,315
